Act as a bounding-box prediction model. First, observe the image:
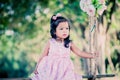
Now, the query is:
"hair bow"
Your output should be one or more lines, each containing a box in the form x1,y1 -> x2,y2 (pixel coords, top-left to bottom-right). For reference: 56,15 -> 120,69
52,13 -> 62,20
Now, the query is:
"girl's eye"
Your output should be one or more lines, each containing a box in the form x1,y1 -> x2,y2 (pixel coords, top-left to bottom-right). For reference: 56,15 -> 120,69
66,28 -> 69,30
60,28 -> 63,30
59,27 -> 69,30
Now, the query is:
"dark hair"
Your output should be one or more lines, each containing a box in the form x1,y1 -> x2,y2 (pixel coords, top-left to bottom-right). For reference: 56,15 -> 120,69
50,14 -> 71,48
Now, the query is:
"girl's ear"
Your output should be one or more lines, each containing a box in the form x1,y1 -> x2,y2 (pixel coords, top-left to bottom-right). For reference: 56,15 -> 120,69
54,31 -> 56,34
54,32 -> 56,35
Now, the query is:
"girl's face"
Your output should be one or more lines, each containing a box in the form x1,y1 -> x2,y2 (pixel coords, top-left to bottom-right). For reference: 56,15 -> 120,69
55,21 -> 69,40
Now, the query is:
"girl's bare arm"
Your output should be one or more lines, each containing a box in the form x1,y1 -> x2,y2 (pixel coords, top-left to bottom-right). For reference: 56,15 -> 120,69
70,42 -> 94,58
34,41 -> 50,73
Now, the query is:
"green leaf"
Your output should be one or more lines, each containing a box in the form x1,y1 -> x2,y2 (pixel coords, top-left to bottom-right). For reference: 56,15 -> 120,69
96,4 -> 103,9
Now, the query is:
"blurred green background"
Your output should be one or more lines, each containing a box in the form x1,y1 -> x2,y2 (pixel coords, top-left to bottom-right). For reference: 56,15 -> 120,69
0,0 -> 120,79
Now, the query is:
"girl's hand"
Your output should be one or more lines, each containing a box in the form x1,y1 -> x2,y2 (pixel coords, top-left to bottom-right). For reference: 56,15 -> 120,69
91,52 -> 99,58
34,69 -> 38,74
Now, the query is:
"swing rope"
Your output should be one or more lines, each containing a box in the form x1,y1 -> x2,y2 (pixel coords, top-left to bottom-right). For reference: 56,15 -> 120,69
84,16 -> 115,80
88,16 -> 97,80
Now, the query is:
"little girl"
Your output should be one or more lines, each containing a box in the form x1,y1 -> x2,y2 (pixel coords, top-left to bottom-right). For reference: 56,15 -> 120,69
31,13 -> 97,80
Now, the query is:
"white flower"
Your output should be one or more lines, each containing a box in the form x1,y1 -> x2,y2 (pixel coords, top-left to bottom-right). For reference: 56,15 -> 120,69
80,0 -> 86,11
80,0 -> 91,12
5,30 -> 14,36
86,0 -> 92,5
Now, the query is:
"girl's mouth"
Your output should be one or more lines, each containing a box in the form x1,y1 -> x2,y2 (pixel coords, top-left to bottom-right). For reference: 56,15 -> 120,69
63,34 -> 67,36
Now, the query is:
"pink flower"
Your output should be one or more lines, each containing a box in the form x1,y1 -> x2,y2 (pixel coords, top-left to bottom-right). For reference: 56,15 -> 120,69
99,0 -> 105,4
80,0 -> 107,17
97,5 -> 107,15
86,5 -> 95,17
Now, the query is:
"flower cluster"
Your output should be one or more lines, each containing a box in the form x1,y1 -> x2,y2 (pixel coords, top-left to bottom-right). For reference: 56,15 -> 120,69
80,0 -> 107,17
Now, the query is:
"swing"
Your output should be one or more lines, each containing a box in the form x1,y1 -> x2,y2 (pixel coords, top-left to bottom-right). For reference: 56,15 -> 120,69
79,0 -> 116,79
82,16 -> 115,80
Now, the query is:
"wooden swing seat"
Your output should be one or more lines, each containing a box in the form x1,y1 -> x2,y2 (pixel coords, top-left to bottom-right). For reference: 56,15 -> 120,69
82,74 -> 115,78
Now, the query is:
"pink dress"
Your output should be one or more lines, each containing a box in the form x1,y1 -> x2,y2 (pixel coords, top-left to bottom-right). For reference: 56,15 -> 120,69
31,38 -> 82,80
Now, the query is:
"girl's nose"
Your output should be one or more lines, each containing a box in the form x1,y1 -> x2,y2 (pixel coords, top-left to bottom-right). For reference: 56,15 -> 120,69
63,29 -> 67,33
